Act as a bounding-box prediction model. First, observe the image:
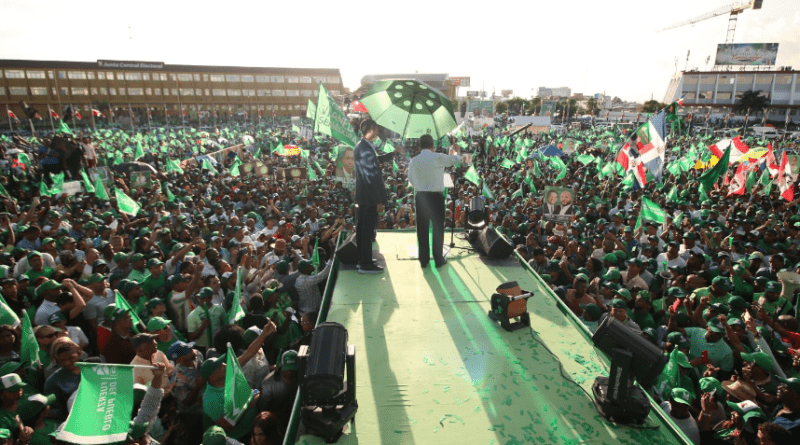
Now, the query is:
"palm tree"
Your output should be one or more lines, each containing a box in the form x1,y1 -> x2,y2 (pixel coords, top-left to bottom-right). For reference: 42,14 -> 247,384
736,90 -> 770,114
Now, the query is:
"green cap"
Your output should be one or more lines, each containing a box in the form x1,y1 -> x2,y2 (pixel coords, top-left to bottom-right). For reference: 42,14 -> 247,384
699,377 -> 724,396
602,268 -> 621,281
711,276 -> 731,290
726,400 -> 767,423
146,316 -> 171,332
670,387 -> 693,405
199,356 -> 224,380
610,298 -> 627,309
202,425 -> 228,445
197,287 -> 214,299
279,350 -> 298,371
580,303 -> 602,320
776,375 -> 800,393
673,350 -> 693,369
614,288 -> 632,300
740,351 -> 774,372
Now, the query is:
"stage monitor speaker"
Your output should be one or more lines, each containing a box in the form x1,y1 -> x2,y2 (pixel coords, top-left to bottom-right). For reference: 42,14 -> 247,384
478,227 -> 514,259
336,232 -> 358,264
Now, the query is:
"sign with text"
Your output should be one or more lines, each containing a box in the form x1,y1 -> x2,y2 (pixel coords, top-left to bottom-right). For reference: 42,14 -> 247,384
450,77 -> 471,87
542,187 -> 575,223
467,100 -> 494,118
714,43 -> 779,66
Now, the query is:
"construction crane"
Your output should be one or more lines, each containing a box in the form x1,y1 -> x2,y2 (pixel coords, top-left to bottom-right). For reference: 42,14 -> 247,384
657,0 -> 764,44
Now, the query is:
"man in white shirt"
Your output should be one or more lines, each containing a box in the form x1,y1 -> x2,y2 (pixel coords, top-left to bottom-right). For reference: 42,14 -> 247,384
407,135 -> 460,268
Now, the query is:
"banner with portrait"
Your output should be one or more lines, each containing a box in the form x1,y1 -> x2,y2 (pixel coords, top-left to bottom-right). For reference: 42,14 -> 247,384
542,186 -> 575,223
88,167 -> 112,185
241,161 -> 270,177
129,171 -> 152,190
334,145 -> 356,190
275,167 -> 307,181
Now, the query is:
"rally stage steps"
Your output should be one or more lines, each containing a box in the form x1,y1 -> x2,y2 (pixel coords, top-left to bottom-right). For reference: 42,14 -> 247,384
296,230 -> 689,445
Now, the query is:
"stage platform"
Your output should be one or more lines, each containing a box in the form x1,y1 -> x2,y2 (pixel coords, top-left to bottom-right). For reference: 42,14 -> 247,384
293,230 -> 690,445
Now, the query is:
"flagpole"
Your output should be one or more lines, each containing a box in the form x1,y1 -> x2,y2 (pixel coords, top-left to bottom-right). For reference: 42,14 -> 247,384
90,104 -> 96,131
146,103 -> 152,132
7,107 -> 13,133
47,105 -> 55,133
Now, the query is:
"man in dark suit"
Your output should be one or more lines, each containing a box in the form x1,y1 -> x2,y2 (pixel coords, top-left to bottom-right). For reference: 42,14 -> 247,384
544,190 -> 560,216
354,119 -> 393,274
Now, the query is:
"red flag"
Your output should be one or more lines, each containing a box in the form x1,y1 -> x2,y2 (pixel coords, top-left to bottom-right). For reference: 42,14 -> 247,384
728,164 -> 746,196
615,146 -> 631,171
74,110 -> 83,120
708,136 -> 748,163
49,109 -> 59,119
676,97 -> 684,106
7,110 -> 16,119
778,152 -> 795,201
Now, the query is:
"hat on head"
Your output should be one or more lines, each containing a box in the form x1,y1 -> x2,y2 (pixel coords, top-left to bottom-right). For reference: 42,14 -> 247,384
197,287 -> 214,299
610,298 -> 627,309
722,379 -> 757,401
47,312 -> 66,325
727,295 -> 749,309
670,387 -> 693,405
85,273 -> 105,285
199,356 -> 224,380
0,373 -> 26,391
167,341 -> 196,361
614,288 -> 632,300
279,350 -> 298,371
666,331 -> 688,347
130,333 -> 158,350
35,279 -> 62,296
775,375 -> 800,393
146,298 -> 165,311
580,304 -> 602,320
242,326 -> 262,344
699,377 -> 724,398
107,307 -> 129,323
765,281 -> 781,293
146,258 -> 163,268
131,253 -> 146,263
741,351 -> 774,372
298,259 -> 313,271
726,400 -> 767,423
602,268 -> 621,281
667,287 -> 686,298
17,393 -> 56,421
711,276 -> 731,290
113,252 -> 130,263
146,316 -> 171,332
673,350 -> 693,369
202,425 -> 228,445
706,317 -> 725,333
602,253 -> 618,263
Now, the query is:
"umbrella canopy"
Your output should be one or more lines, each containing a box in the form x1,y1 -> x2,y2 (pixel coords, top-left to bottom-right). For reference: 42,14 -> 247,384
113,162 -> 158,175
360,79 -> 457,140
539,145 -> 564,157
351,101 -> 368,113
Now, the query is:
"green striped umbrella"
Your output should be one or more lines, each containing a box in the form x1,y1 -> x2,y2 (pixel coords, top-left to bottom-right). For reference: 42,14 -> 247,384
360,79 -> 457,140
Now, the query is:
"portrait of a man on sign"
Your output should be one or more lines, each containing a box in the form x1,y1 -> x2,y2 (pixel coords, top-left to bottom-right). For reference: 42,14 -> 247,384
335,146 -> 355,190
542,186 -> 575,223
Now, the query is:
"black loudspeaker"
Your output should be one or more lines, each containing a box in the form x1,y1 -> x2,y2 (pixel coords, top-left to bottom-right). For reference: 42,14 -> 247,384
477,227 -> 514,259
335,232 -> 358,264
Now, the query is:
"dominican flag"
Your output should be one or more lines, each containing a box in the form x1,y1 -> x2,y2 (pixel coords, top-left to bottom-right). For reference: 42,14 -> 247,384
6,110 -> 17,120
709,136 -> 749,164
74,110 -> 83,120
92,109 -> 103,117
49,109 -> 59,119
778,152 -> 795,201
616,111 -> 667,187
728,163 -> 747,196
756,142 -> 779,176
676,97 -> 684,106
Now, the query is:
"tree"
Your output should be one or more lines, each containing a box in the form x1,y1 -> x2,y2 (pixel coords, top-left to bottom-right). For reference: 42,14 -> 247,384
736,90 -> 769,114
612,96 -> 623,106
584,98 -> 600,116
641,100 -> 664,113
495,102 -> 508,114
526,97 -> 542,115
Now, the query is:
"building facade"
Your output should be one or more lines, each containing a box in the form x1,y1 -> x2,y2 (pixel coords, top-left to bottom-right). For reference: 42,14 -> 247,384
537,86 -> 571,98
664,68 -> 800,121
0,59 -> 344,127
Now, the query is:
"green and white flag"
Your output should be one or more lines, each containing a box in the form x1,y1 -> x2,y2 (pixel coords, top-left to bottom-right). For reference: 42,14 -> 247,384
227,268 -> 245,325
315,83 -> 358,147
224,343 -> 253,423
115,188 -> 140,216
229,156 -> 242,177
58,363 -> 135,444
165,158 -> 184,174
20,311 -> 40,366
499,158 -> 515,169
0,294 -> 20,328
115,290 -> 141,333
0,182 -> 8,198
94,177 -> 109,201
80,169 -> 95,193
306,100 -> 317,120
135,141 -> 145,160
464,165 -> 481,186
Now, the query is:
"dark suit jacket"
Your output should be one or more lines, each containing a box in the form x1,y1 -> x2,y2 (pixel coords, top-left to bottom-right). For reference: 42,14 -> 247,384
354,138 -> 391,207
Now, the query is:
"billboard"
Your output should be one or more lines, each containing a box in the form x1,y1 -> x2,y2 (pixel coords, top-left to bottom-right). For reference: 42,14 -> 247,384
466,91 -> 479,97
467,101 -> 494,118
540,100 -> 557,117
450,77 -> 471,87
714,43 -> 778,66
501,90 -> 513,98
542,187 -> 575,223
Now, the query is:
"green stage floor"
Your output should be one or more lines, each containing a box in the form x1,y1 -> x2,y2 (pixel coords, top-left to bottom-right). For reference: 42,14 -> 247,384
297,231 -> 689,445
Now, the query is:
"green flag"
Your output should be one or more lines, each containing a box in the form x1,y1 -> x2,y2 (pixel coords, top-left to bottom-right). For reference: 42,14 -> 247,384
39,180 -> 51,197
621,172 -> 635,189
464,165 -> 481,186
311,238 -> 320,272
315,83 -> 358,147
56,120 -> 73,135
115,290 -> 142,333
746,167 -> 758,193
576,154 -> 595,165
164,184 -> 176,202
113,151 -> 124,165
499,158 -> 515,169
20,310 -> 40,367
637,196 -> 666,232
115,188 -> 141,216
392,159 -> 399,174
306,100 -> 317,120
383,140 -> 395,154
135,141 -> 145,160
165,158 -> 184,174
80,170 -> 95,193
228,268 -> 245,325
697,146 -> 731,196
0,294 -> 20,328
481,183 -> 495,200
202,158 -> 218,175
307,164 -> 318,181
17,152 -> 31,170
224,341 -> 254,424
94,177 -> 109,200
229,157 -> 242,177
0,182 -> 8,198
50,172 -> 65,195
666,185 -> 678,202
58,363 -> 135,444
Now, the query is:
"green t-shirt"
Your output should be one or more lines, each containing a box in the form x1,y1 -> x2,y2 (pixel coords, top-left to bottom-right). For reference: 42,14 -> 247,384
202,384 -> 257,440
141,273 -> 167,300
0,407 -> 18,436
690,287 -> 732,306
758,295 -> 793,318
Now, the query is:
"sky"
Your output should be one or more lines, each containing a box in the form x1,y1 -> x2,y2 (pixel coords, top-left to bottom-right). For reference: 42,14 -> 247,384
2,0 -> 799,103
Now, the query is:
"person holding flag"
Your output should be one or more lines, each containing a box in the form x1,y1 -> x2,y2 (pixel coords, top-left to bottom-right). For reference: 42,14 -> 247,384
407,134 -> 461,268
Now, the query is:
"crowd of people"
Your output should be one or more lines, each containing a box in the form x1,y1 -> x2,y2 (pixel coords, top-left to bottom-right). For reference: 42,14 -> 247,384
0,112 -> 797,444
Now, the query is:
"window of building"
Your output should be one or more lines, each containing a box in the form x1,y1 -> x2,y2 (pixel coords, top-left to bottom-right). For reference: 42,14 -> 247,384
143,73 -> 150,81
286,90 -> 300,97
145,88 -> 152,95
196,88 -> 202,96
30,87 -> 48,95
280,105 -> 287,110
243,89 -> 255,96
327,77 -> 340,84
26,70 -> 46,79
271,76 -> 284,83
301,90 -> 312,97
683,75 -> 699,85
256,75 -> 270,82
225,74 -> 240,82
4,70 -> 25,79
210,74 -> 224,82
90,87 -> 98,95
759,91 -> 770,99
313,76 -> 326,84
117,72 -> 125,80
170,88 -> 178,96
737,74 -> 754,84
180,88 -> 194,96
313,90 -> 318,97
330,90 -> 340,96
97,72 -> 106,80
109,88 -> 117,96
755,74 -> 773,84
272,90 -> 285,96
57,71 -> 66,79
193,74 -> 201,82
47,71 -> 54,79
203,74 -> 209,81
0,88 -> 4,95
241,75 -> 254,82
169,73 -> 177,81
159,73 -> 168,81
100,87 -> 108,95
227,89 -> 242,96
286,76 -> 299,83
8,87 -> 27,95
257,89 -> 271,97
716,92 -> 731,100
128,88 -> 144,96
735,91 -> 744,100
178,73 -> 193,82
699,90 -> 713,99
213,89 -> 226,96
153,88 -> 160,95
125,72 -> 143,81
87,72 -> 95,80
205,89 -> 210,95
776,74 -> 793,85
118,87 -> 126,95
299,76 -> 312,83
